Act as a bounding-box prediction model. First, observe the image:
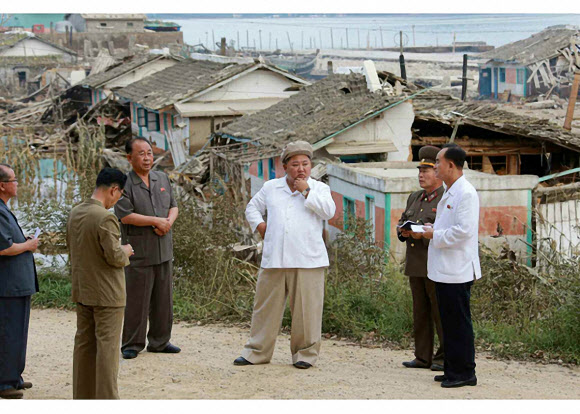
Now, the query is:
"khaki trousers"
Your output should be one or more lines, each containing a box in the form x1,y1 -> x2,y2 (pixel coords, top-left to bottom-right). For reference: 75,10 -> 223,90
409,276 -> 444,365
241,267 -> 325,365
73,303 -> 124,400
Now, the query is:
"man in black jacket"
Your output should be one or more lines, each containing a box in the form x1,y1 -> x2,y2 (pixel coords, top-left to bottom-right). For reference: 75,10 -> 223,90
0,163 -> 39,399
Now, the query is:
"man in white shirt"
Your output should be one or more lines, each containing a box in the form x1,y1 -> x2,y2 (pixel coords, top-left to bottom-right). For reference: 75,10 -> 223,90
233,141 -> 336,369
415,143 -> 481,388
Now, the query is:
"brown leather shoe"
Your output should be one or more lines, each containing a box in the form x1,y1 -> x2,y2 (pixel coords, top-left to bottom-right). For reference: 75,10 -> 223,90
0,388 -> 24,399
18,381 -> 32,390
402,359 -> 430,369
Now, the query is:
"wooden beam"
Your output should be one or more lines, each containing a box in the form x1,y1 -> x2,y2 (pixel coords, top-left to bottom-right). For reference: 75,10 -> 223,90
563,71 -> 580,131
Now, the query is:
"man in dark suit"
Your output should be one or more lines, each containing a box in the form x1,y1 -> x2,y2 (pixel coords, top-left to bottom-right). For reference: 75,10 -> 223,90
0,163 -> 39,399
397,146 -> 445,372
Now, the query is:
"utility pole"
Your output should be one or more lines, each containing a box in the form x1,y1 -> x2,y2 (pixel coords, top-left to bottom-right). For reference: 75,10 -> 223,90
301,31 -> 304,50
346,28 -> 349,49
412,25 -> 416,47
461,54 -> 468,101
366,30 -> 370,50
237,31 -> 240,50
286,31 -> 293,53
276,38 -> 278,50
452,32 -> 456,53
379,27 -> 384,48
399,30 -> 407,80
269,32 -> 271,50
246,30 -> 249,48
330,28 -> 334,49
564,70 -> 580,130
358,28 -> 360,48
212,30 -> 215,51
220,37 -> 226,56
259,30 -> 262,50
319,31 -> 322,50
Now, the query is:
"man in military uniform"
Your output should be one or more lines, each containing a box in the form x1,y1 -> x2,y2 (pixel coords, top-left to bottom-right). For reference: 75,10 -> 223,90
114,137 -> 180,360
397,146 -> 445,371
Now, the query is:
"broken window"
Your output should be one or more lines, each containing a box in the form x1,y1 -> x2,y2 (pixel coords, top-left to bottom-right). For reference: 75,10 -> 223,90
100,22 -> 107,27
127,22 -> 134,28
17,71 -> 26,88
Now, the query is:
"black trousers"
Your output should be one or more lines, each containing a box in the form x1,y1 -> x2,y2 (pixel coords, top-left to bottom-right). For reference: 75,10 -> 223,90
435,281 -> 476,381
0,296 -> 30,391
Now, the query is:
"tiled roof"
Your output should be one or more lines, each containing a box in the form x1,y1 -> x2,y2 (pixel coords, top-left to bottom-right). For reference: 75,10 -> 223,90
115,59 -> 258,110
478,26 -> 579,65
218,73 -> 413,147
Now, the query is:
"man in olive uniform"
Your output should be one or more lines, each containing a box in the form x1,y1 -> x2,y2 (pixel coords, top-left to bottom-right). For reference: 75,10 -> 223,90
68,168 -> 134,399
114,138 -> 180,359
397,146 -> 445,371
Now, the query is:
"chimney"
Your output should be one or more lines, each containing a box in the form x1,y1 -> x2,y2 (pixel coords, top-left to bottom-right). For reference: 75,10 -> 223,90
363,60 -> 381,92
327,61 -> 333,74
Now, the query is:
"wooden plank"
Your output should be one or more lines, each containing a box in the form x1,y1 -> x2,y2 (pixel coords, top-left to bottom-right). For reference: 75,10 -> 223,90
325,140 -> 398,155
538,63 -> 551,87
166,130 -> 188,167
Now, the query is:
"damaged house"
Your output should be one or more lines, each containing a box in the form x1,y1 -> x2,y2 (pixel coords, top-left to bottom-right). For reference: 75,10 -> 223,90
211,62 -> 423,197
477,25 -> 580,100
0,33 -> 78,94
411,90 -> 580,177
81,52 -> 183,107
114,58 -> 310,157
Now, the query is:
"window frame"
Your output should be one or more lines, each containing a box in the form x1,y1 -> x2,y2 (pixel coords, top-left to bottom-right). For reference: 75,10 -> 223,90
137,108 -> 147,127
147,111 -> 160,132
499,67 -> 506,83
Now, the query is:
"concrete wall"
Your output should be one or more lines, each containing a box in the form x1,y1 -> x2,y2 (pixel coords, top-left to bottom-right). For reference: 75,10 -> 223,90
84,19 -> 145,33
39,32 -> 183,57
327,163 -> 539,264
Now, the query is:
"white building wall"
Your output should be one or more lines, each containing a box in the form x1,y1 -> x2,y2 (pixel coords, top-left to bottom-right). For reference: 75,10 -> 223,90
107,59 -> 177,89
0,38 -> 74,62
196,69 -> 298,102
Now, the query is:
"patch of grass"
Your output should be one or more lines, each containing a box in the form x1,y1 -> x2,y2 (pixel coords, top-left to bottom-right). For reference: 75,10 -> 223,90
32,268 -> 74,310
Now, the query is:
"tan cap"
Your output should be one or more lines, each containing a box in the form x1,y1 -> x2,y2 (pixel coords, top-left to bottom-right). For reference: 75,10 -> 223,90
417,146 -> 440,168
280,140 -> 313,163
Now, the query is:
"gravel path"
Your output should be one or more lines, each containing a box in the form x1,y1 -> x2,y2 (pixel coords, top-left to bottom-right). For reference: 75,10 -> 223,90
21,308 -> 580,399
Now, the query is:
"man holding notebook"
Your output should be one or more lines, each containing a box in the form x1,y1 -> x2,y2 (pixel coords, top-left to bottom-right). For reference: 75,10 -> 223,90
397,146 -> 445,372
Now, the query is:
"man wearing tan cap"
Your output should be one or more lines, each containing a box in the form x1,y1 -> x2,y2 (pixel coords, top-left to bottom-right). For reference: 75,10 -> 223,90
234,140 -> 336,369
397,146 -> 445,371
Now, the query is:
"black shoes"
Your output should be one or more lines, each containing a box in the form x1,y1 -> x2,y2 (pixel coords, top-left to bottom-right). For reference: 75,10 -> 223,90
233,356 -> 253,366
293,361 -> 312,369
430,363 -> 444,371
441,376 -> 477,388
402,359 -> 430,369
147,343 -> 181,354
18,381 -> 33,390
434,374 -> 446,382
122,350 -> 138,359
0,388 -> 24,399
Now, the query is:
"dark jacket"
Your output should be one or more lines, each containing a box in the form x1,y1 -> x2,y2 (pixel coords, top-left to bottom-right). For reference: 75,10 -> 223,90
114,170 -> 177,267
397,186 -> 444,277
0,199 -> 38,297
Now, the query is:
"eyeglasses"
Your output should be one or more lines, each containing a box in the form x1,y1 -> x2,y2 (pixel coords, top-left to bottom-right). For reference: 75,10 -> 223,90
0,179 -> 18,183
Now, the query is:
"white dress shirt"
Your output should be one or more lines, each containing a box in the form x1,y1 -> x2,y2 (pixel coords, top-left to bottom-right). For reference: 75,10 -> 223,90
427,175 -> 482,284
245,176 -> 336,269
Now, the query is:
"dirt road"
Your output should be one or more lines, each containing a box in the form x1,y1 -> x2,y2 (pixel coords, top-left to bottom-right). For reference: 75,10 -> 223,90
22,309 -> 579,399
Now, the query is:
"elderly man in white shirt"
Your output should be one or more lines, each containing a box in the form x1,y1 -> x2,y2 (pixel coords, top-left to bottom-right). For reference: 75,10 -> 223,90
415,143 -> 481,389
233,141 -> 336,369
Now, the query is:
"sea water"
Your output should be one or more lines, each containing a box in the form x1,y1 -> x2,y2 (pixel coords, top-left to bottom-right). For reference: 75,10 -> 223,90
168,14 -> 580,52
